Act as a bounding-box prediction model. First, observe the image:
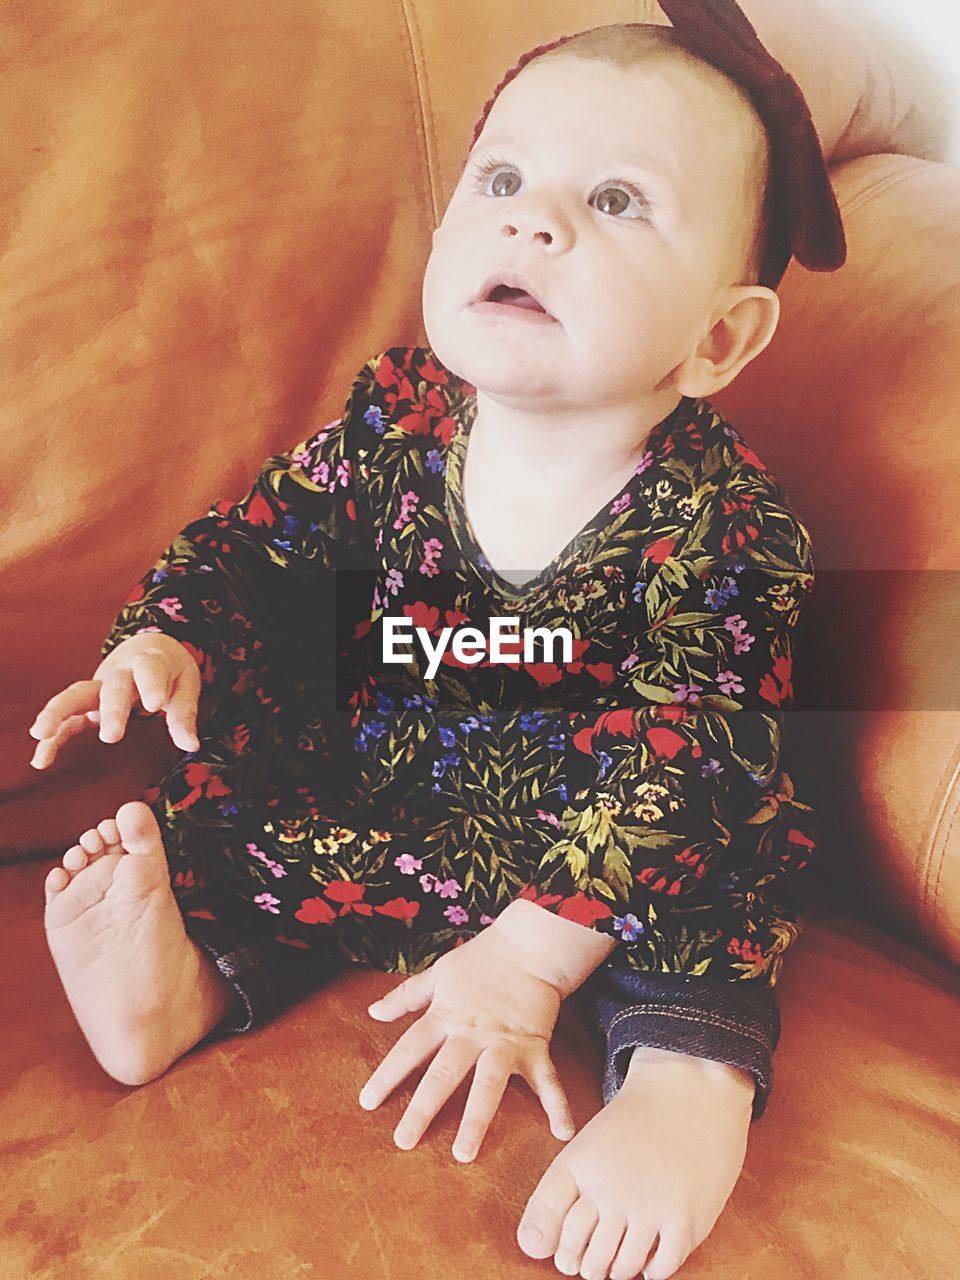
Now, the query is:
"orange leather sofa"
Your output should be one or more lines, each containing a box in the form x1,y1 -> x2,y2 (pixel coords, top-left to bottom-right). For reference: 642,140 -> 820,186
4,2 -> 959,1276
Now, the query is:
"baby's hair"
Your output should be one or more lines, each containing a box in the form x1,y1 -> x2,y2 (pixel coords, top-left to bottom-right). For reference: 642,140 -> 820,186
522,24 -> 772,290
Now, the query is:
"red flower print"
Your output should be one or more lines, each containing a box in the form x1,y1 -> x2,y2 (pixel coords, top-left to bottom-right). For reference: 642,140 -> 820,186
733,441 -> 767,472
556,892 -> 615,927
524,662 -> 564,688
242,493 -> 278,528
720,493 -> 756,516
585,662 -> 617,684
295,896 -> 337,926
404,601 -> 440,631
375,353 -> 415,407
396,385 -> 451,439
786,828 -> 815,850
323,881 -> 373,916
231,667 -> 257,697
653,705 -> 690,723
186,907 -> 216,922
353,617 -> 372,640
418,354 -> 452,387
728,936 -> 765,964
721,523 -> 760,555
645,727 -> 687,760
445,608 -> 471,627
644,537 -> 677,564
572,707 -> 637,754
518,886 -> 565,911
174,762 -> 234,811
124,582 -> 145,605
374,898 -> 422,922
760,653 -> 794,706
346,498 -> 357,522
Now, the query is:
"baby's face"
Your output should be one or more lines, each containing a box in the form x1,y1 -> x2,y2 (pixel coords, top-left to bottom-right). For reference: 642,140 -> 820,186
422,52 -> 766,410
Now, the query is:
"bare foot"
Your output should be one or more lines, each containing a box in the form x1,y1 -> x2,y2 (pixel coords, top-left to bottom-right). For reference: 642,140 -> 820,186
43,800 -> 239,1085
515,1048 -> 754,1280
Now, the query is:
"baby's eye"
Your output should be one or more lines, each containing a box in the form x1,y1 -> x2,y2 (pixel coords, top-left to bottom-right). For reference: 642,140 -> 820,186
468,157 -> 652,220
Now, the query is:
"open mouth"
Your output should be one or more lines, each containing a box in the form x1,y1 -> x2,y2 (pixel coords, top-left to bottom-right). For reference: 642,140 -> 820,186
472,277 -> 557,323
484,284 -> 547,312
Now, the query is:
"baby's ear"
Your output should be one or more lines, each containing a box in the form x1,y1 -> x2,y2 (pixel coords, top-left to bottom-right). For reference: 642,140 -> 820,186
714,286 -> 781,389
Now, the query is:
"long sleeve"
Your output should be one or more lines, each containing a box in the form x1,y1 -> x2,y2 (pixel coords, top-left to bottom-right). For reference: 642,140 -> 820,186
99,355 -> 379,694
517,475 -> 819,1120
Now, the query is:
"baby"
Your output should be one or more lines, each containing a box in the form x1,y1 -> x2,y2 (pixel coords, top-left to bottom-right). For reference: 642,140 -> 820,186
31,11 -> 841,1280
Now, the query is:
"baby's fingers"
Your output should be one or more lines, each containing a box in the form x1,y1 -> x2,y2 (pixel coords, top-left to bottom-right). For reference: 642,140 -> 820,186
452,1051 -> 512,1163
524,1052 -> 577,1143
97,668 -> 136,743
29,713 -> 92,769
161,663 -> 202,753
29,679 -> 102,742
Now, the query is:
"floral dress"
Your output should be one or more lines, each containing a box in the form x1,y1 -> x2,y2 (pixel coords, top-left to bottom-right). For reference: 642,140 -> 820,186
100,344 -> 819,1032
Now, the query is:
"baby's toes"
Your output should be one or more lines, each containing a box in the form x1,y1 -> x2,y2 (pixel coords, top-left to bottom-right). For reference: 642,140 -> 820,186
578,1214 -> 628,1280
610,1224 -> 672,1280
553,1197 -> 599,1276
78,827 -> 107,858
62,844 -> 90,874
96,817 -> 123,853
44,862 -> 72,902
518,1165 -> 579,1262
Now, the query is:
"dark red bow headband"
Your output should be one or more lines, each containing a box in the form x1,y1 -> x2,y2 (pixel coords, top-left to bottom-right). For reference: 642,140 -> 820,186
467,1 -> 847,289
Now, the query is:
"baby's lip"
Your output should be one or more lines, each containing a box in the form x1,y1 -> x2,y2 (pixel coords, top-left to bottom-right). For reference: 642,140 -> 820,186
473,270 -> 553,317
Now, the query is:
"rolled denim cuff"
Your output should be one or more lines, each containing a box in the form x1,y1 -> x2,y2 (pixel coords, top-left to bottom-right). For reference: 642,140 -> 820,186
579,966 -> 781,1123
181,910 -> 327,1040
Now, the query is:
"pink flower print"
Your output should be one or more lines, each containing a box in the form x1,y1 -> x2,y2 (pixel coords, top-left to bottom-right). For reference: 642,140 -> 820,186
673,681 -> 703,703
436,878 -> 462,900
135,625 -> 162,635
620,651 -> 640,671
158,597 -> 186,622
536,808 -> 563,829
394,852 -> 423,874
717,669 -> 744,696
419,872 -> 441,894
610,492 -> 632,516
635,450 -> 654,475
375,527 -> 384,551
384,567 -> 404,597
733,631 -> 754,655
418,536 -> 444,578
479,913 -> 495,926
725,614 -> 747,636
335,458 -> 351,488
254,892 -> 281,914
444,904 -> 470,926
393,490 -> 419,531
309,458 -> 331,486
724,614 -> 755,655
246,842 -> 287,879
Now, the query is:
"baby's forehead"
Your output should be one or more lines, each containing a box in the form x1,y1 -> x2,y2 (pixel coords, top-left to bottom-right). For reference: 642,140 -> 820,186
509,52 -> 762,155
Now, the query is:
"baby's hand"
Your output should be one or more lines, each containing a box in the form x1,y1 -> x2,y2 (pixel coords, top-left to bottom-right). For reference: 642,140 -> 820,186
358,924 -> 577,1163
28,631 -> 202,768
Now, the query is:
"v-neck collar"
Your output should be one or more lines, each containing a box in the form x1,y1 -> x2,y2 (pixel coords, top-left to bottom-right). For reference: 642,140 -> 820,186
443,378 -> 695,603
